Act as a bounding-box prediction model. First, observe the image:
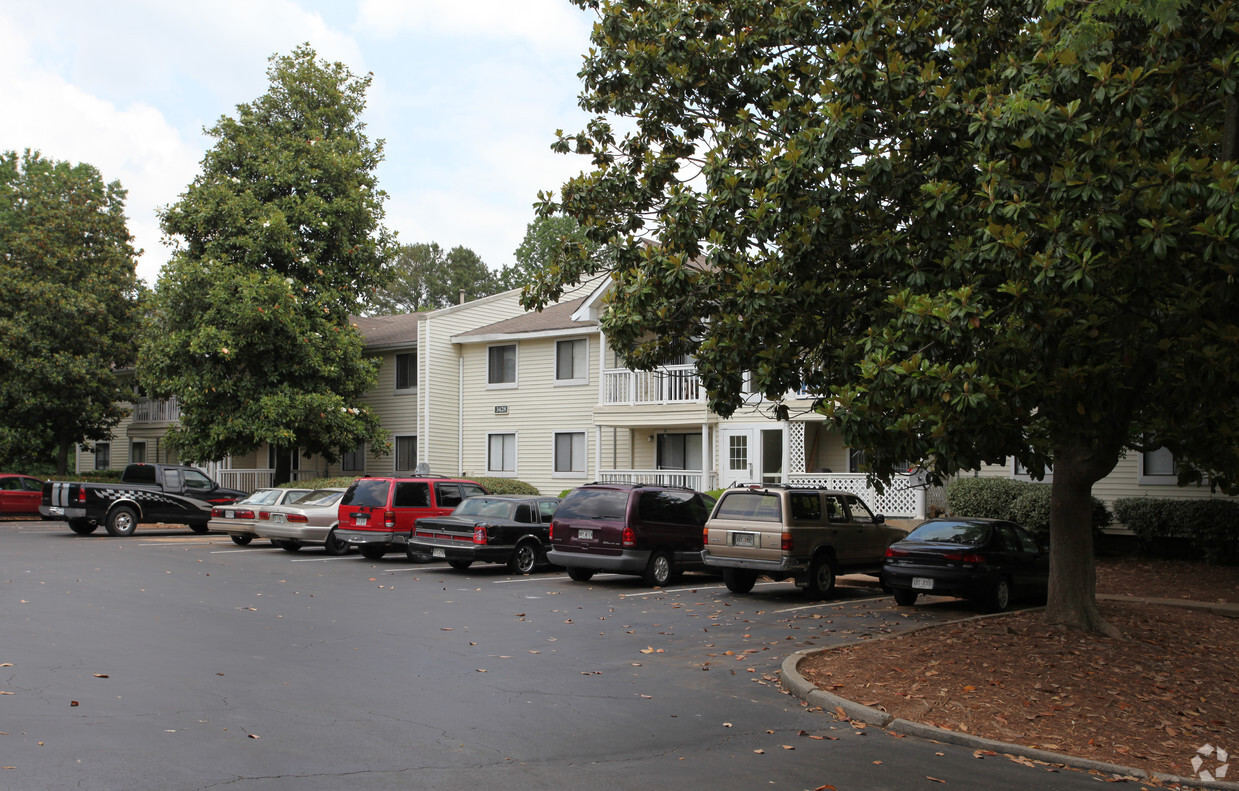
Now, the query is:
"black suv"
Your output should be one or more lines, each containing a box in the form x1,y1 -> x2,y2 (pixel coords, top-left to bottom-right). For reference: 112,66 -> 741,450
547,483 -> 715,587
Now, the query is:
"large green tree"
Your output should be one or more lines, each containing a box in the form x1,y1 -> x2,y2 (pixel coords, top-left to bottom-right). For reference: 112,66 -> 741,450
0,150 -> 141,474
526,0 -> 1239,633
367,242 -> 498,313
141,45 -> 394,484
497,214 -> 602,291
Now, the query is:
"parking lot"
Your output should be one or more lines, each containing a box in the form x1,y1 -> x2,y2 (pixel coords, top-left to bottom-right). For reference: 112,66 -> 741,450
2,520 -> 1109,791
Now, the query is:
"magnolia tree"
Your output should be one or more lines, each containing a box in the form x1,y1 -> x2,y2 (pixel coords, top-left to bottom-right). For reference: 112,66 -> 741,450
0,150 -> 141,473
525,0 -> 1239,633
141,45 -> 395,484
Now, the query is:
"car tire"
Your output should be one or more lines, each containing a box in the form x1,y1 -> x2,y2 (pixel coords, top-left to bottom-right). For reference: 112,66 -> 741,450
805,554 -> 837,598
323,529 -> 350,556
68,519 -> 97,535
359,544 -> 388,560
405,544 -> 432,563
188,523 -> 210,534
230,534 -> 253,546
566,566 -> 594,582
983,576 -> 1012,613
892,588 -> 919,606
274,539 -> 302,552
723,568 -> 757,594
643,550 -> 674,587
105,505 -> 138,537
509,541 -> 539,575
447,559 -> 473,571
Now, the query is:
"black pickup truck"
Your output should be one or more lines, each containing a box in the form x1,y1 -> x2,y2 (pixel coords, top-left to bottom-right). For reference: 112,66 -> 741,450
40,463 -> 247,536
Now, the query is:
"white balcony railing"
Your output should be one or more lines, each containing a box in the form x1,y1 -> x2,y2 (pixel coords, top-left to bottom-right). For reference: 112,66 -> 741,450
133,397 -> 180,423
602,365 -> 703,406
598,469 -> 713,492
215,469 -> 319,493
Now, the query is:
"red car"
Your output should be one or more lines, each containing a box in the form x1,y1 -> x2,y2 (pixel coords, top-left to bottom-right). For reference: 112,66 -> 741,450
0,474 -> 44,515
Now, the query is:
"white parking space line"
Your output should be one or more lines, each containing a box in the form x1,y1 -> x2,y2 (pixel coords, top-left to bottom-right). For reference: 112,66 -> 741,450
617,581 -> 786,597
773,595 -> 886,613
289,556 -> 357,562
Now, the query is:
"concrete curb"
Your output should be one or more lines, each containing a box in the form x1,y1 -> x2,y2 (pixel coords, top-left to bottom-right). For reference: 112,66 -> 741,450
780,598 -> 1239,790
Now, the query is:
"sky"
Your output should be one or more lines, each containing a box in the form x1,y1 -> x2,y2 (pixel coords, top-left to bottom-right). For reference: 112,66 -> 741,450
0,0 -> 599,284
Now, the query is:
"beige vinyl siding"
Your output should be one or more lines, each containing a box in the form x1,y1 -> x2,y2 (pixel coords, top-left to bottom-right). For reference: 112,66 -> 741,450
317,348 -> 421,477
457,334 -> 598,494
420,290 -> 529,477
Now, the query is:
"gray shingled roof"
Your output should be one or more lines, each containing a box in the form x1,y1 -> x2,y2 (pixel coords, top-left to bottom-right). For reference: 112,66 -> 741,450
452,296 -> 593,340
351,313 -> 419,349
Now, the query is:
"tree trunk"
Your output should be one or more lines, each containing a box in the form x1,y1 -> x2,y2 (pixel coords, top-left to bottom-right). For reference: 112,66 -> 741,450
55,436 -> 71,476
1044,440 -> 1121,636
273,446 -> 292,487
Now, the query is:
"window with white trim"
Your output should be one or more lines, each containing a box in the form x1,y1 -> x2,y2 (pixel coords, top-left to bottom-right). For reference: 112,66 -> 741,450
1139,446 -> 1178,485
488,344 -> 517,386
488,432 -> 516,474
342,444 -> 365,472
130,441 -> 146,464
555,339 -> 588,385
394,436 -> 416,472
553,431 -> 587,477
94,442 -> 110,470
395,352 -> 417,391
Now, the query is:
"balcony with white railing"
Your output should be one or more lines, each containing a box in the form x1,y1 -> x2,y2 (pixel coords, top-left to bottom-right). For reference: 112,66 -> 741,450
602,364 -> 704,406
132,397 -> 180,423
214,468 -> 319,493
597,469 -> 713,492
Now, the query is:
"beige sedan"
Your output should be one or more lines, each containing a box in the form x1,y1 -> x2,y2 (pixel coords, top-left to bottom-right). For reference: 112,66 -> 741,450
208,487 -> 313,546
254,488 -> 351,555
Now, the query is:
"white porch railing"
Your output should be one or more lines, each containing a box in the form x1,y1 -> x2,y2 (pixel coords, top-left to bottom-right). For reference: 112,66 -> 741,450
786,473 -> 928,519
602,365 -> 704,406
598,469 -> 714,492
215,469 -> 319,493
133,397 -> 180,423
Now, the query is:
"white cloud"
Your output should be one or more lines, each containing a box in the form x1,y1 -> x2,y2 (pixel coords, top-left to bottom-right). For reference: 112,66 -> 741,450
358,0 -> 594,50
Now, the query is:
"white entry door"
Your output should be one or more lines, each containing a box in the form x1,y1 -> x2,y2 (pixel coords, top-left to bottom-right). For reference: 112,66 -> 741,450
719,426 -> 785,487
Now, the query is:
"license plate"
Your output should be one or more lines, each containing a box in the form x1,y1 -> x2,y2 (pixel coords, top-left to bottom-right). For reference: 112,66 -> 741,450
48,506 -> 64,516
578,529 -> 593,540
272,514 -> 284,523
225,509 -> 236,519
912,577 -> 934,590
354,513 -> 368,525
432,548 -> 446,558
733,532 -> 756,548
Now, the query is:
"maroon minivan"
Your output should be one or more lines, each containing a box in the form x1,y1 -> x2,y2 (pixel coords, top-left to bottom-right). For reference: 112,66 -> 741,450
335,476 -> 488,560
547,483 -> 714,587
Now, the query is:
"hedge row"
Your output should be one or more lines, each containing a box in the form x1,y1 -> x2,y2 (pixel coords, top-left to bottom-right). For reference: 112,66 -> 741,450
945,477 -> 1110,541
1113,497 -> 1239,564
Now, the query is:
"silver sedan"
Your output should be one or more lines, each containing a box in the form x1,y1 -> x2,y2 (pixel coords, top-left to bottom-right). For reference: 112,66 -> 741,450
208,487 -> 314,546
254,488 -> 351,555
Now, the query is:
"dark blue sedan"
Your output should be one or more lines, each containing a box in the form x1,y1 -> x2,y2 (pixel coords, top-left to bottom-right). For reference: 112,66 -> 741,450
881,517 -> 1049,612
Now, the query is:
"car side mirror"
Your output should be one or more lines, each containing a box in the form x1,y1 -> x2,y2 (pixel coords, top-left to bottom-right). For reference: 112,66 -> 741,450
873,514 -> 885,524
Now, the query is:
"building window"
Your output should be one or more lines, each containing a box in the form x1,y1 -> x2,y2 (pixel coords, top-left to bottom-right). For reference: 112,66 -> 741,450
656,433 -> 702,471
342,444 -> 365,472
131,441 -> 146,464
1013,457 -> 1052,481
1139,446 -> 1179,485
488,433 -> 516,474
553,431 -> 586,477
394,436 -> 417,472
94,442 -> 110,471
488,344 -> 516,386
395,352 -> 417,391
555,339 -> 588,384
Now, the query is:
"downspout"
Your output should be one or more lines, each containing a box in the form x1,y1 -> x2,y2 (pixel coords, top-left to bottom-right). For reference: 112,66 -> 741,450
421,318 -> 430,472
458,354 -> 465,476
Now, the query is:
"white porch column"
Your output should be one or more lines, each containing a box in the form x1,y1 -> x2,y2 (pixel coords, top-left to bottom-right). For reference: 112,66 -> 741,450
701,422 -> 712,491
781,420 -> 791,483
595,425 -> 603,482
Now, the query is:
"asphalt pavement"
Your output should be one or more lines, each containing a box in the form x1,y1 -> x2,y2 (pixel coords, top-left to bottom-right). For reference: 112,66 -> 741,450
2,519 -> 1134,790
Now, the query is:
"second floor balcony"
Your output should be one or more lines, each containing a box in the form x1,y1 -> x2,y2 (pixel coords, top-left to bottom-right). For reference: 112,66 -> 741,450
133,397 -> 180,423
602,364 -> 703,406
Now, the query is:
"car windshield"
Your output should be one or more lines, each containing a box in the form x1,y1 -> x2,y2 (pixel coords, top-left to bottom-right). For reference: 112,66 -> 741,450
906,520 -> 992,545
454,498 -> 516,518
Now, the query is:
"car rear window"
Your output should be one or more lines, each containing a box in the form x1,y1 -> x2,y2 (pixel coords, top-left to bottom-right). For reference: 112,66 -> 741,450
343,479 -> 391,508
638,490 -> 710,526
714,492 -> 782,522
555,488 -> 628,521
906,520 -> 992,545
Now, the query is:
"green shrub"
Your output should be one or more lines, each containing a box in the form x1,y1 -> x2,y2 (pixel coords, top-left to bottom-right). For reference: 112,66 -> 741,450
281,477 -> 360,490
1113,497 -> 1239,564
947,476 -> 1110,541
472,477 -> 541,495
